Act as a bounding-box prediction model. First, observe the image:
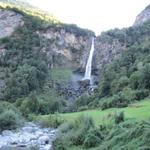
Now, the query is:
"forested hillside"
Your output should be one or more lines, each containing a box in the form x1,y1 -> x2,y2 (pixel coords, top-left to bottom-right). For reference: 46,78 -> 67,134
75,20 -> 150,111
0,1 -> 93,131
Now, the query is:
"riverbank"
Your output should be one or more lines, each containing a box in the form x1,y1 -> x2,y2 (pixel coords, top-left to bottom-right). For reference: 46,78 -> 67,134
0,122 -> 56,150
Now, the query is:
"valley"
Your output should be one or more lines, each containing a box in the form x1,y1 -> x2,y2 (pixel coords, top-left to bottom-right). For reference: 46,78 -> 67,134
0,1 -> 150,150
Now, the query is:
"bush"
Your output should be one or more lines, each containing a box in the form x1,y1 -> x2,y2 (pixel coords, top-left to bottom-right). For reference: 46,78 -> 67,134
134,89 -> 149,100
52,140 -> 67,150
19,92 -> 40,116
0,101 -> 24,131
78,106 -> 89,111
83,127 -> 103,148
114,111 -> 125,124
53,115 -> 95,149
37,114 -> 64,128
0,101 -> 20,114
75,93 -> 91,110
83,133 -> 100,148
100,95 -> 128,110
0,110 -> 23,131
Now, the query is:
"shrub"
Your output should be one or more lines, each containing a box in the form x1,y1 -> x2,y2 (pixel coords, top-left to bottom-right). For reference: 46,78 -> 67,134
37,114 -> 64,128
83,133 -> 100,148
78,106 -> 89,111
0,102 -> 24,131
52,140 -> 67,150
83,127 -> 103,148
53,115 -> 95,148
0,101 -> 20,114
19,92 -> 40,117
114,111 -> 125,124
75,93 -> 91,110
134,89 -> 149,100
0,110 -> 23,131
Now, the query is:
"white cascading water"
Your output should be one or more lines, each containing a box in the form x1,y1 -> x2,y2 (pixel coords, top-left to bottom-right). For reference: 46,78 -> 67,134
83,37 -> 95,82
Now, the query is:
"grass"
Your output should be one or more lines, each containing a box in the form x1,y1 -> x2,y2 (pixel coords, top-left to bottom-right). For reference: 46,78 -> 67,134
36,99 -> 150,150
64,99 -> 150,150
61,99 -> 150,125
37,98 -> 150,126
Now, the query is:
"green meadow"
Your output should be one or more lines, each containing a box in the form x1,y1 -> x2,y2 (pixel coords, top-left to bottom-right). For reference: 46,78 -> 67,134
38,98 -> 150,126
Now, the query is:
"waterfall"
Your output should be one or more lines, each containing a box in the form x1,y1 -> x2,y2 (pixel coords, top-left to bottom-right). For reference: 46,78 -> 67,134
83,37 -> 95,82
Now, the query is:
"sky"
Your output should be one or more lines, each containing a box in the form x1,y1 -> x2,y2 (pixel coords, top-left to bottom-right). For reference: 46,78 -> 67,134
25,0 -> 150,35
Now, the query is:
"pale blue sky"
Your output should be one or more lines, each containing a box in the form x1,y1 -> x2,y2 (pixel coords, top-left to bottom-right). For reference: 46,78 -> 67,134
25,0 -> 150,35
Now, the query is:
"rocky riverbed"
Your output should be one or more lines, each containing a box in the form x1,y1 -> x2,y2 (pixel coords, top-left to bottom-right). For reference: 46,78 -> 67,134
0,122 -> 56,150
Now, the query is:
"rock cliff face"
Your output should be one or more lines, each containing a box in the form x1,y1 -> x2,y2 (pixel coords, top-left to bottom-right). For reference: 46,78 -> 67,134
94,36 -> 125,74
0,9 -> 93,72
38,28 -> 92,71
0,9 -> 23,38
134,4 -> 150,26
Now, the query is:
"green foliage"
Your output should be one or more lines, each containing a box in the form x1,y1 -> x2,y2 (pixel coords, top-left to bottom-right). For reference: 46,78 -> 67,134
0,110 -> 20,131
50,68 -> 72,84
83,128 -> 103,148
37,114 -> 64,128
73,93 -> 91,111
90,22 -> 150,109
54,115 -> 150,150
1,10 -> 49,102
0,102 -> 23,131
4,63 -> 48,101
62,24 -> 94,37
83,134 -> 100,148
0,0 -> 60,25
99,94 -> 129,110
53,115 -> 95,149
17,88 -> 65,116
19,92 -> 40,116
114,111 -> 124,124
98,120 -> 150,150
0,3 -> 69,115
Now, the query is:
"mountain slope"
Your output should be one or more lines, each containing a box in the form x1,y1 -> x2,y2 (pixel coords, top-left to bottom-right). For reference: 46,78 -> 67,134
134,4 -> 150,26
0,2 -> 94,118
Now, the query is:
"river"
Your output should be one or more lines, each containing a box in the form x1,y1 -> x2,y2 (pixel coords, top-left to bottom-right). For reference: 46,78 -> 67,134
0,122 -> 56,150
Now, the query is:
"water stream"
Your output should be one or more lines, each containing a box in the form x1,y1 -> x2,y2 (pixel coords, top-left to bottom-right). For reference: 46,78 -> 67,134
0,123 -> 56,150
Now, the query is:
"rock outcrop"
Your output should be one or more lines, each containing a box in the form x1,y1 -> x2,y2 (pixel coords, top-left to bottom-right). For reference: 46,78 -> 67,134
38,28 -> 93,71
134,4 -> 150,26
94,38 -> 125,74
0,9 -> 23,38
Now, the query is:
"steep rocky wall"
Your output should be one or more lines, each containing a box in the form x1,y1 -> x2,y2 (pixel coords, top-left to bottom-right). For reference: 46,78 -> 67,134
0,8 -> 23,38
93,36 -> 125,75
38,28 -> 92,71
